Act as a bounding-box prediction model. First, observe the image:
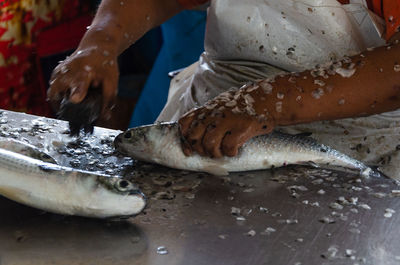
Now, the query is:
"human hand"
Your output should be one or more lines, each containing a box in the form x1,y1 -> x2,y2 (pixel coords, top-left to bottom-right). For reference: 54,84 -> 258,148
47,45 -> 119,118
179,86 -> 275,158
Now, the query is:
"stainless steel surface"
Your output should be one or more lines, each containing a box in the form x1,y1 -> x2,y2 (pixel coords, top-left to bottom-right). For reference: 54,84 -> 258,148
0,109 -> 400,265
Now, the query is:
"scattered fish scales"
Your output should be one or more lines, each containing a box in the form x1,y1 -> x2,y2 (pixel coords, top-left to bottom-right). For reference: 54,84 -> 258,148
352,186 -> 363,191
312,179 -> 324,185
236,216 -> 246,221
345,249 -> 356,257
384,208 -> 395,218
358,203 -> 371,210
348,228 -> 361,234
218,234 -> 228,240
245,230 -> 256,237
231,207 -> 241,216
391,190 -> 400,196
321,246 -> 339,260
385,208 -> 395,213
184,193 -> 195,200
264,227 -> 276,234
349,197 -> 358,205
371,192 -> 387,198
319,216 -> 335,224
329,202 -> 344,210
350,208 -> 359,214
277,219 -> 298,224
156,246 -> 168,255
287,185 -> 308,192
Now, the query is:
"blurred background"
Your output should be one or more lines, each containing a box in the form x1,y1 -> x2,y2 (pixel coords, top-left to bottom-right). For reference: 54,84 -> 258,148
0,0 -> 206,130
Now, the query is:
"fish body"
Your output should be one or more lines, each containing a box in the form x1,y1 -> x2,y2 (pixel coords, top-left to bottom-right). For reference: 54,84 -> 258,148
0,138 -> 57,164
115,122 -> 374,176
0,148 -> 146,218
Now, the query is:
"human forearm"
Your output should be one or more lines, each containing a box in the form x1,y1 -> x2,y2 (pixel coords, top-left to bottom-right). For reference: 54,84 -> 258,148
251,42 -> 400,126
79,0 -> 184,56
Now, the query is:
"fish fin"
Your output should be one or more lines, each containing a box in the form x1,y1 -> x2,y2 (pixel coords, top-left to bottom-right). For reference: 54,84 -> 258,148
294,132 -> 313,137
303,161 -> 320,168
364,166 -> 387,178
203,165 -> 229,176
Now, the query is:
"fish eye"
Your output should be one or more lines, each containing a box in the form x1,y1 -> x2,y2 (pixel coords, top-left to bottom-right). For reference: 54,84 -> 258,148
124,131 -> 132,139
115,179 -> 132,192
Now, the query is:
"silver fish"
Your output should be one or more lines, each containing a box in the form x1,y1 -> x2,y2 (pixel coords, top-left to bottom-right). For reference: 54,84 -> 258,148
0,148 -> 146,218
114,122 -> 376,177
0,138 -> 57,164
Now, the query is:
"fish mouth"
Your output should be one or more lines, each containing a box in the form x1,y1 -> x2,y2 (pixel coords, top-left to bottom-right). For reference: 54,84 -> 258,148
129,189 -> 147,201
113,134 -> 129,155
109,191 -> 147,220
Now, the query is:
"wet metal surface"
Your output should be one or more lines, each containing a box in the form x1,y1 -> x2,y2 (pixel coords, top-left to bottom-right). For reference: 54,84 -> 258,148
1,109 -> 400,265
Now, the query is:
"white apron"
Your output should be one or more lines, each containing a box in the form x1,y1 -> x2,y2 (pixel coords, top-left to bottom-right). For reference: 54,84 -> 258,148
157,0 -> 400,178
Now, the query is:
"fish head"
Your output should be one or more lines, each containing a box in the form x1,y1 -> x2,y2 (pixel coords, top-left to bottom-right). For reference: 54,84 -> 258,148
114,125 -> 154,156
94,175 -> 147,218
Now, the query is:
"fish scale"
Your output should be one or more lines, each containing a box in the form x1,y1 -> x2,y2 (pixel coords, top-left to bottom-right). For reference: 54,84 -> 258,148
115,122 -> 377,177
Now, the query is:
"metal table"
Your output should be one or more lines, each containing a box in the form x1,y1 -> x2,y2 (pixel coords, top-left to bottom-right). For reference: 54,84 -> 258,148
0,109 -> 399,265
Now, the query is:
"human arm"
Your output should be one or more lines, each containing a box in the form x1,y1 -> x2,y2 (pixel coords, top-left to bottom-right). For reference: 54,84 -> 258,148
47,0 -> 185,116
179,42 -> 400,158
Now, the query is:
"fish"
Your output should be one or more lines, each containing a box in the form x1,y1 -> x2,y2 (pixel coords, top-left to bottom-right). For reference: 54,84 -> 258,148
0,148 -> 146,218
0,138 -> 57,164
114,122 -> 378,177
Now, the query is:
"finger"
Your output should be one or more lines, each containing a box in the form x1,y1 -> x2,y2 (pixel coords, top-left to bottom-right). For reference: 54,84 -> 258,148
221,127 -> 253,157
69,75 -> 91,103
202,123 -> 228,158
180,136 -> 193,156
178,110 -> 197,136
184,120 -> 208,156
47,77 -> 64,102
